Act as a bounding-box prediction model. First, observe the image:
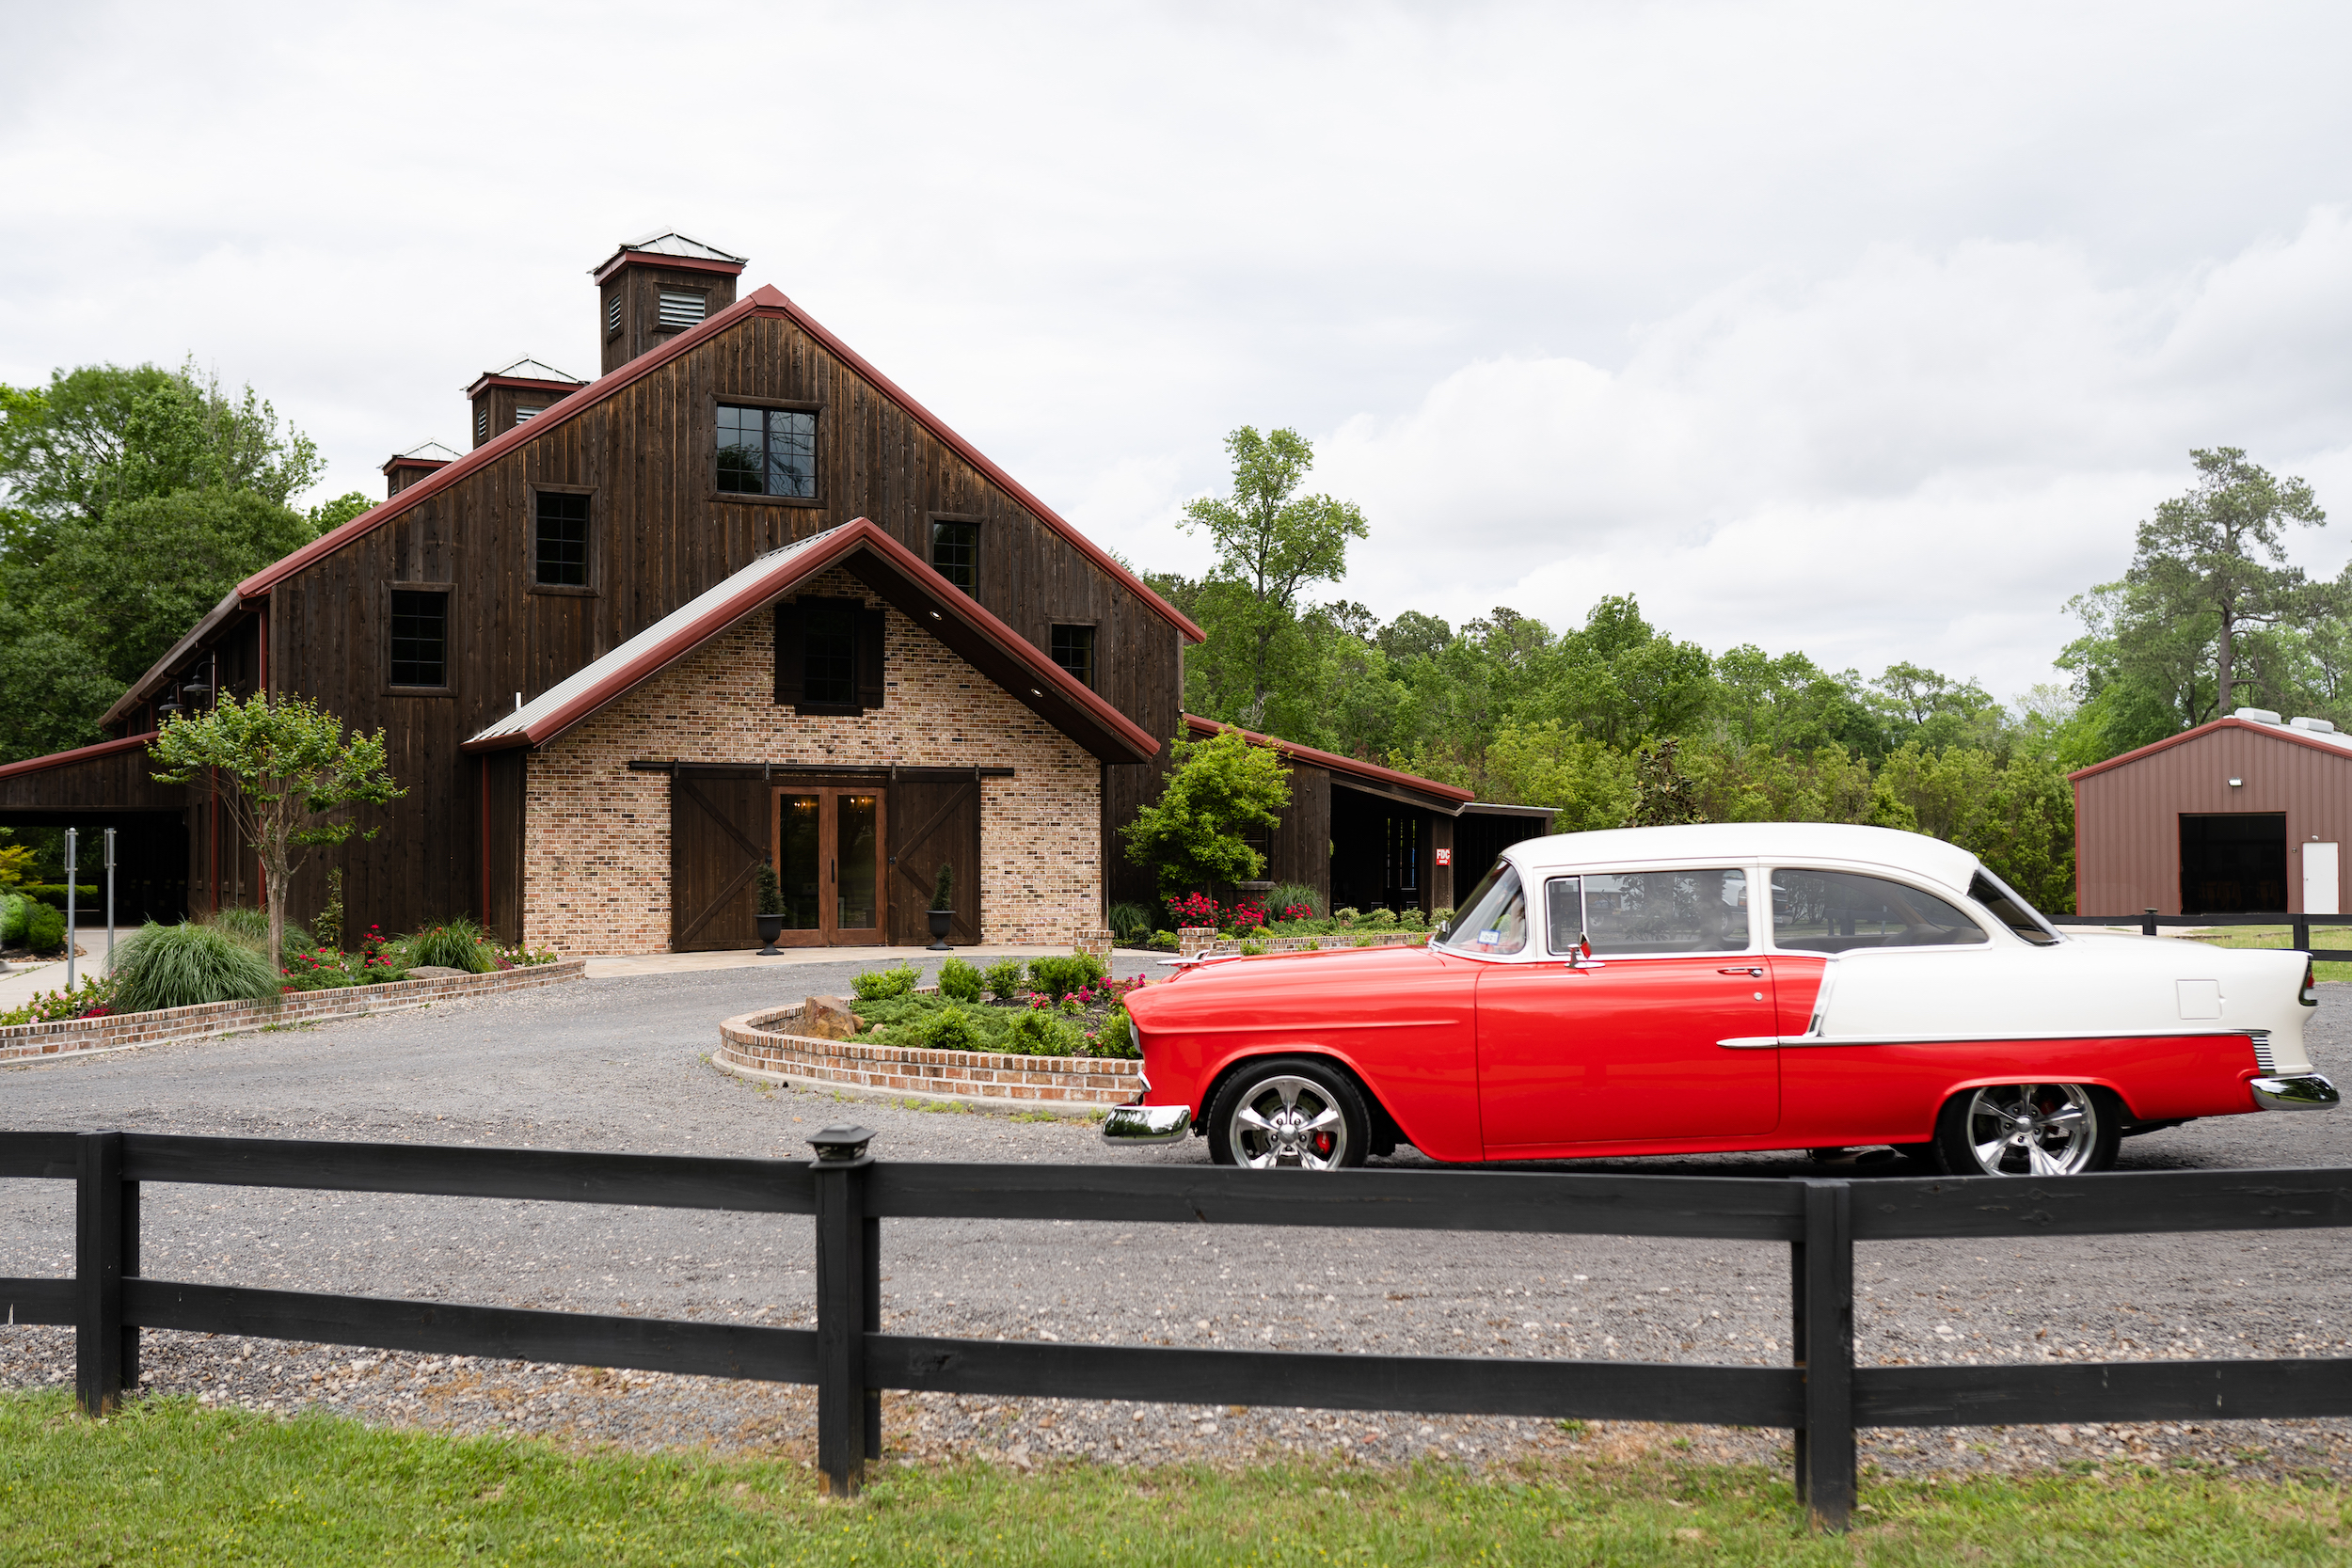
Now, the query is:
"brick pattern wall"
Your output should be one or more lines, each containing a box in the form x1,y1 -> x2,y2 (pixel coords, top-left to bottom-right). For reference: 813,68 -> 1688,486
0,961 -> 586,1064
521,568 -> 1102,955
717,1004 -> 1141,1107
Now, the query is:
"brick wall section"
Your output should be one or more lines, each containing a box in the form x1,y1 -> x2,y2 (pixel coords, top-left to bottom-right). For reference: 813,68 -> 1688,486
0,961 -> 586,1064
717,1004 -> 1141,1106
1177,928 -> 1430,958
522,567 -> 1102,955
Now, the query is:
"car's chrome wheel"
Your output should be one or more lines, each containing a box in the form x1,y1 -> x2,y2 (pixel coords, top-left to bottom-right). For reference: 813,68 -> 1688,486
1206,1059 -> 1369,1170
1936,1084 -> 2119,1177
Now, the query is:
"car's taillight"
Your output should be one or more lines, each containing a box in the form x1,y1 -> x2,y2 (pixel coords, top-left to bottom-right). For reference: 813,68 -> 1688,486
2302,959 -> 2320,1007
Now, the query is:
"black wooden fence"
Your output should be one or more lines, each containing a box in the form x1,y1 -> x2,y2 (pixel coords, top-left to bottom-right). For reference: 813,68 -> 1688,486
2059,910 -> 2352,962
7,1128 -> 2352,1531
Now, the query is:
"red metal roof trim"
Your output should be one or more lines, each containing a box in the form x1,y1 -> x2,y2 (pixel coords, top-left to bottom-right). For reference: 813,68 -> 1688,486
0,732 -> 159,780
235,286 -> 1204,644
1181,714 -> 1476,804
2066,715 -> 2352,782
591,251 -> 746,285
463,373 -> 586,399
463,518 -> 1159,762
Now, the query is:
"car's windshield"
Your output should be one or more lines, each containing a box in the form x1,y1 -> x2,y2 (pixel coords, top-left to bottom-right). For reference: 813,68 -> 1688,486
1968,869 -> 2062,946
1440,863 -> 1527,955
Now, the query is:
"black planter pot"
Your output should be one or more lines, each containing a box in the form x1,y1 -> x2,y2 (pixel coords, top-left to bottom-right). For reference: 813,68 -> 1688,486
926,909 -> 953,951
756,913 -> 786,956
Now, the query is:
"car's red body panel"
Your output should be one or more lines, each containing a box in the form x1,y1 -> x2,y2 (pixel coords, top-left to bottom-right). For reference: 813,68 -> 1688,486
1121,943 -> 2265,1164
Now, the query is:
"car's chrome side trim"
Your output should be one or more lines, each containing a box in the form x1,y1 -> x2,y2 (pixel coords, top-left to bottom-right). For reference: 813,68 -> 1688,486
1716,1037 -> 1781,1050
2249,1073 -> 2339,1112
1719,1028 -> 2287,1050
1101,1103 -> 1193,1143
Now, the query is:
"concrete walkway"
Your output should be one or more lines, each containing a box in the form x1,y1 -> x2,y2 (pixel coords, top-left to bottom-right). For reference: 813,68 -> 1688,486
0,919 -> 128,1012
578,943 -> 1085,980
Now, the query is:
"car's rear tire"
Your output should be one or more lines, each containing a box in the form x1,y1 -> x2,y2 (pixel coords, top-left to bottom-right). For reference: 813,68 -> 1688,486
1931,1084 -> 2122,1177
1207,1057 -> 1370,1170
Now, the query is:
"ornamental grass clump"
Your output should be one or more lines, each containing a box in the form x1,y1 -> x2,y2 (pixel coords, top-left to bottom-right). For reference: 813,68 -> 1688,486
205,905 -> 312,957
403,918 -> 498,974
111,921 -> 279,1013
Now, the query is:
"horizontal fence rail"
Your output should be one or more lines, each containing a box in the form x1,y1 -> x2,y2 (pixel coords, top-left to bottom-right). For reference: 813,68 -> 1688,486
2058,910 -> 2352,961
7,1132 -> 2352,1530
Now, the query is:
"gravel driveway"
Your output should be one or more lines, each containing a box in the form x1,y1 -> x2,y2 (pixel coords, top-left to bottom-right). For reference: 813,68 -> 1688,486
5,958 -> 2351,1483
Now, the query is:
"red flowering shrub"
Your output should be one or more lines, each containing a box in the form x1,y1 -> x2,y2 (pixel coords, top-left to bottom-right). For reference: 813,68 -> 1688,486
1229,901 -> 1267,931
1165,892 -> 1222,927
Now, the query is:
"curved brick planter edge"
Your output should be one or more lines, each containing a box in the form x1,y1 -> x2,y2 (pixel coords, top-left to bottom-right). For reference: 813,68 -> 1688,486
715,1004 -> 1141,1116
0,960 -> 589,1066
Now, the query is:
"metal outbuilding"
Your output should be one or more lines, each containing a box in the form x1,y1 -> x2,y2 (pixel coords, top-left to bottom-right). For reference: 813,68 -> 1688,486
2071,708 -> 2352,916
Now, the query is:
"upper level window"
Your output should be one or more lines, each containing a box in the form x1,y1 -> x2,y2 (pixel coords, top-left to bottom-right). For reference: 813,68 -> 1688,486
803,601 -> 856,705
659,290 -> 707,329
1770,868 -> 1987,951
716,404 -> 816,498
606,294 -> 623,337
1051,624 -> 1095,688
930,521 -> 977,594
534,492 -> 590,587
775,596 -> 882,715
389,590 -> 449,689
474,409 -> 487,442
515,406 -> 542,426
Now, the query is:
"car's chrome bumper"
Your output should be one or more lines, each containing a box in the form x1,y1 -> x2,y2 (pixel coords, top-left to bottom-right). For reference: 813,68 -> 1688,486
1101,1103 -> 1192,1144
2250,1073 -> 2341,1112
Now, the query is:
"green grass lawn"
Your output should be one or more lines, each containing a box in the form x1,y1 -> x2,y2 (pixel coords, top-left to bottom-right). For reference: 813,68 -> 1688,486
3,1392 -> 2346,1565
2181,926 -> 2352,983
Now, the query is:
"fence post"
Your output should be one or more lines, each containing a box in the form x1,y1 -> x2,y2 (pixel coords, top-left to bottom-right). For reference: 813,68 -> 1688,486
1792,1179 -> 1855,1530
2296,912 -> 2312,952
75,1132 -> 125,1417
810,1124 -> 878,1497
2142,908 -> 2158,937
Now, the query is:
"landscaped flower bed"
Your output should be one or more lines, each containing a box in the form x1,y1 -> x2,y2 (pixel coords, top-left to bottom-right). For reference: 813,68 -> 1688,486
840,955 -> 1143,1058
1125,892 -> 1451,952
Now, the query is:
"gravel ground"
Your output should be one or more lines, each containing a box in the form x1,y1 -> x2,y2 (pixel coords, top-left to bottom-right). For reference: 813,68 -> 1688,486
5,957 -> 2352,1485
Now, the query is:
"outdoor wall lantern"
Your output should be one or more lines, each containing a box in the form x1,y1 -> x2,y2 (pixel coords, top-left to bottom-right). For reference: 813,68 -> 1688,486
2229,778 -> 2245,787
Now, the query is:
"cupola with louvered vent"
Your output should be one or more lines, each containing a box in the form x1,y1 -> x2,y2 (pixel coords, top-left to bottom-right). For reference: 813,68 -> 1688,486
463,358 -> 588,451
589,231 -> 747,373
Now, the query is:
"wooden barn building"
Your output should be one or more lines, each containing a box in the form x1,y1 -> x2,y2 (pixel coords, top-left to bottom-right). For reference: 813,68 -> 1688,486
0,233 -> 1549,951
2072,706 -> 2352,918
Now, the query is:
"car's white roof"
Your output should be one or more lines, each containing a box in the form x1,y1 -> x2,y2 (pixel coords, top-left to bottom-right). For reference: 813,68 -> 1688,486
1506,822 -> 1981,891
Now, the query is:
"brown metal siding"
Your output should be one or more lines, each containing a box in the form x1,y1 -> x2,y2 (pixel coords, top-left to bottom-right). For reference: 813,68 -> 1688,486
2074,725 -> 2352,914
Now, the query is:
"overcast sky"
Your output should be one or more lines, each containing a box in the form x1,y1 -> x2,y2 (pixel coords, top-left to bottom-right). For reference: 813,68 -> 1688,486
6,1 -> 2349,702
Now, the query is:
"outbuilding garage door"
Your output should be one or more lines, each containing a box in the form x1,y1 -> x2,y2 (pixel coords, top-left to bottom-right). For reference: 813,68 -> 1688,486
671,773 -> 769,952
887,774 -> 981,946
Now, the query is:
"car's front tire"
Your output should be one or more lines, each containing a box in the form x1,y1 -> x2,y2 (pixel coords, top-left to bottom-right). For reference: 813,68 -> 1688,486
1207,1057 -> 1370,1170
1932,1083 -> 2122,1177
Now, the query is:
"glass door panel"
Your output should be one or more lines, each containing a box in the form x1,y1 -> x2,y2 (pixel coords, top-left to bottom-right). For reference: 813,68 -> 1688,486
836,793 -> 880,933
779,795 -> 822,929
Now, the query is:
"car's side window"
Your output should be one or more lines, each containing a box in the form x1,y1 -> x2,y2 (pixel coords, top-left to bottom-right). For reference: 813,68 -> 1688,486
1441,863 -> 1529,955
1770,868 -> 1988,952
1544,877 -> 1582,954
1582,870 -> 1753,956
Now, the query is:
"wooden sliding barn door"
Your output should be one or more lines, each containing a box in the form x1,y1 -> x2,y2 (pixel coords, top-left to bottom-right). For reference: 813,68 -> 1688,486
670,773 -> 770,952
887,773 -> 982,946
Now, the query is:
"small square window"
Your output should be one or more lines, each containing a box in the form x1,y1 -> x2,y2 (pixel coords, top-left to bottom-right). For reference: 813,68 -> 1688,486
931,521 -> 977,594
659,290 -> 707,329
515,406 -> 543,426
606,294 -> 623,337
389,590 -> 449,688
534,492 -> 590,587
1051,625 -> 1096,689
803,601 -> 857,705
716,404 -> 817,498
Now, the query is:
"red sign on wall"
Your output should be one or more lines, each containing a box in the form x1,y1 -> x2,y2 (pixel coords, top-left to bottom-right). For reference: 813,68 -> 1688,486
1434,848 -> 1452,866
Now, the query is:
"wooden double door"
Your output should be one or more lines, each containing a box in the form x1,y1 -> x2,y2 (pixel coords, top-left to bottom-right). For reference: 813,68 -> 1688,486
669,768 -> 981,951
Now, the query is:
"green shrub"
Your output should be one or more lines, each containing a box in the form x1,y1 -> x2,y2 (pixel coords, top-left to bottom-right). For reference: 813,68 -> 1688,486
1147,930 -> 1178,951
0,894 -> 26,943
24,900 -> 65,953
111,922 -> 279,1012
1239,939 -> 1266,956
1093,1004 -> 1139,1058
1027,955 -> 1103,1001
1359,907 -> 1399,931
935,957 -> 984,1004
1002,1007 -> 1078,1056
312,868 -> 344,952
754,863 -> 784,917
1267,881 -> 1326,919
1107,901 -> 1156,942
916,1006 -> 984,1051
981,958 -> 1026,1003
852,961 -> 921,1002
1333,907 -> 1361,927
404,918 -> 497,974
930,862 -> 956,911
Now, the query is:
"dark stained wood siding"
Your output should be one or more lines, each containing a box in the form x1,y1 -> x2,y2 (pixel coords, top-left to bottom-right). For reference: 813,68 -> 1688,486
0,747 -> 185,814
1265,765 -> 1332,904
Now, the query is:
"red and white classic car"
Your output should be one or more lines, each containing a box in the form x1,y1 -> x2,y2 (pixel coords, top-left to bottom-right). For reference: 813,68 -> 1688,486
1105,824 -> 2337,1176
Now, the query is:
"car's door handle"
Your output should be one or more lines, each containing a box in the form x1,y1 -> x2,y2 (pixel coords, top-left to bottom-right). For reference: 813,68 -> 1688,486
1719,966 -> 1764,977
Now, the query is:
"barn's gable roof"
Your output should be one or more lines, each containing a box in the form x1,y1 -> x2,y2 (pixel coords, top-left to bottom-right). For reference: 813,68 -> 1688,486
2068,714 -> 2352,783
230,284 -> 1202,646
465,517 -> 1159,764
1181,714 -> 1475,811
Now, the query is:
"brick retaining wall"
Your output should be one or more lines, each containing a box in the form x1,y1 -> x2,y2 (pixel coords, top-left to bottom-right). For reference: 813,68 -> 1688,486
1175,927 -> 1432,959
0,961 -> 587,1064
716,1004 -> 1141,1111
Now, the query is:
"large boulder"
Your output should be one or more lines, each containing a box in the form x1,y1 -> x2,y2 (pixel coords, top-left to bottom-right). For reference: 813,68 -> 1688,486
801,994 -> 866,1040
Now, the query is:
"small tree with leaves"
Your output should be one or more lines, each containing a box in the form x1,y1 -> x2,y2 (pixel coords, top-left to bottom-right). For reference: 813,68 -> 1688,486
148,692 -> 405,971
1120,724 -> 1293,897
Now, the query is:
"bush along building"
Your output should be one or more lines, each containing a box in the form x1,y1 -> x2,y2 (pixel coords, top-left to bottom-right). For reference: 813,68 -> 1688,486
0,234 -> 1543,952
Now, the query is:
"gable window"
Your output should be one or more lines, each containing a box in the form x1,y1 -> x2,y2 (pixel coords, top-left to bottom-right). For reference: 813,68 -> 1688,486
533,491 -> 590,588
658,290 -> 707,329
1051,624 -> 1096,689
930,520 -> 977,594
389,590 -> 449,689
606,294 -> 623,337
774,596 -> 885,716
716,404 -> 817,498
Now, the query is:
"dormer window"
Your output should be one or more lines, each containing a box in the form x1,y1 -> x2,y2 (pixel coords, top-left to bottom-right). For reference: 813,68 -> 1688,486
716,404 -> 817,499
659,291 -> 707,330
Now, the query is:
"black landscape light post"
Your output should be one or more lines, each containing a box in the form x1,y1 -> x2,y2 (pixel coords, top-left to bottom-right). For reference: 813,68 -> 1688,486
64,828 -> 77,989
104,828 -> 116,973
